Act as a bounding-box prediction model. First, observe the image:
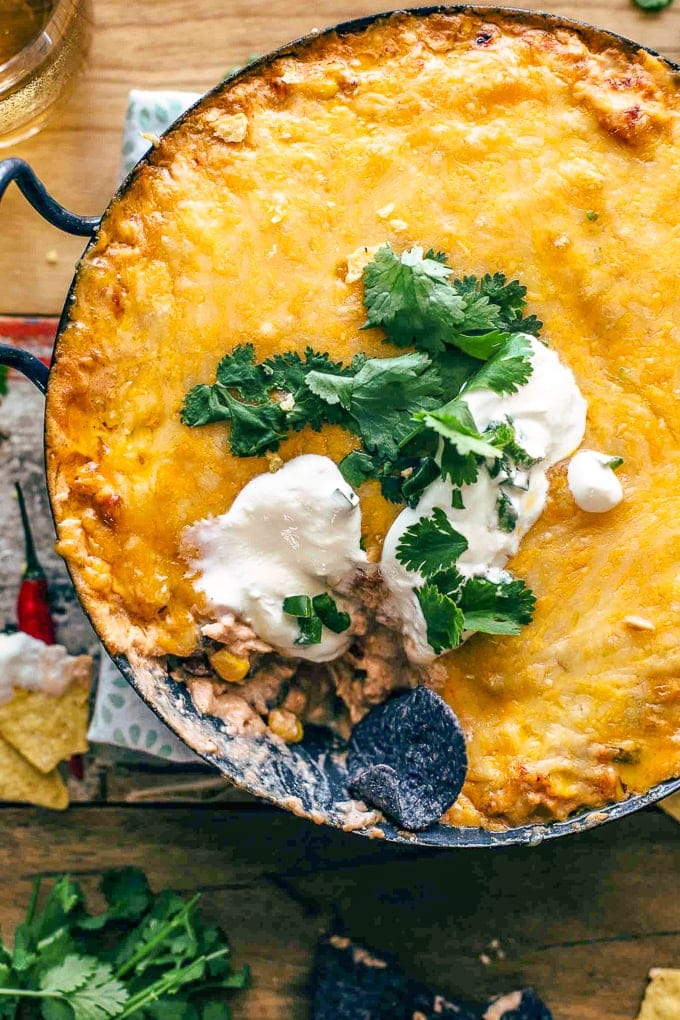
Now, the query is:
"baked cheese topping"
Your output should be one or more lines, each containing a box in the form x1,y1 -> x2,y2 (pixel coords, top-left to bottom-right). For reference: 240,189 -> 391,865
45,11 -> 680,828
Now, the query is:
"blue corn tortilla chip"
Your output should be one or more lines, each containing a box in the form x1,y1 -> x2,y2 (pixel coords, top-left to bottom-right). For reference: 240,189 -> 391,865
312,932 -> 479,1020
347,686 -> 468,829
482,989 -> 553,1019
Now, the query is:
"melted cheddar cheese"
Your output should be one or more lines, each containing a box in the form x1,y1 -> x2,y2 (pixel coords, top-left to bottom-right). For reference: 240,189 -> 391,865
46,11 -> 680,827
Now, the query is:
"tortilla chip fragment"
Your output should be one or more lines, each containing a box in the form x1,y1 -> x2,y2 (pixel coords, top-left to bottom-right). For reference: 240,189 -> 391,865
636,969 -> 680,1020
0,733 -> 68,809
658,792 -> 680,824
0,669 -> 91,773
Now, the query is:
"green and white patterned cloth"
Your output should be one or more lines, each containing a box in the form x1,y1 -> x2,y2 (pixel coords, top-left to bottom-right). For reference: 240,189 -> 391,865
118,89 -> 201,180
88,89 -> 202,764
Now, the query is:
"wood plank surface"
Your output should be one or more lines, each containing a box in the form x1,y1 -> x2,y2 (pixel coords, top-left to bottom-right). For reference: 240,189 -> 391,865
0,804 -> 677,1020
1,0 -> 680,315
1,6 -> 679,1019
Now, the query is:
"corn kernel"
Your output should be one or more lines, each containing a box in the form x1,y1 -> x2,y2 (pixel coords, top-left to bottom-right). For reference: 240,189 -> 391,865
268,708 -> 303,744
209,649 -> 250,683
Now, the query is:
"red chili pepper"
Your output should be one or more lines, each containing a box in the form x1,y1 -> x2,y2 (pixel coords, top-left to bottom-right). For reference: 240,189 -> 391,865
15,482 -> 56,645
15,482 -> 85,781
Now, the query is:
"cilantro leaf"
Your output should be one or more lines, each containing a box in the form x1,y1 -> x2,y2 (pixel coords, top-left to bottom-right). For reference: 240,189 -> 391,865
455,273 -> 543,336
401,457 -> 441,506
413,399 -> 502,461
440,444 -> 479,487
222,393 -> 286,456
338,450 -> 378,488
40,955 -> 97,995
361,244 -> 467,353
0,364 -> 7,397
80,869 -> 152,931
396,507 -> 468,576
462,333 -> 534,396
216,343 -> 266,399
263,348 -> 351,431
307,351 -> 442,460
181,385 -> 231,427
459,576 -> 535,635
67,960 -> 128,1019
633,0 -> 673,11
496,491 -> 518,533
416,584 -> 465,654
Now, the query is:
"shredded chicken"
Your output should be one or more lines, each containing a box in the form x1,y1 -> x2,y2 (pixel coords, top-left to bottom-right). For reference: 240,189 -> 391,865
201,613 -> 273,656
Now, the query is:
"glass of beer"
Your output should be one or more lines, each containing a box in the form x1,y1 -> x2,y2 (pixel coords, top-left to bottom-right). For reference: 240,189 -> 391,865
0,0 -> 90,148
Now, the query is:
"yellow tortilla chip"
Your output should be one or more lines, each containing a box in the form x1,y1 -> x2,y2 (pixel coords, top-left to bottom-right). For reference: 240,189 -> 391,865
637,969 -> 680,1020
659,792 -> 680,824
0,733 -> 67,809
0,667 -> 91,773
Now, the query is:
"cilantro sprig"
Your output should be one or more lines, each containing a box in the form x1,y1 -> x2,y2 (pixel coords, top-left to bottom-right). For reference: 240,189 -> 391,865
362,245 -> 542,359
182,345 -> 353,456
395,511 -> 535,653
396,508 -> 468,575
0,869 -> 249,1019
180,244 -> 539,492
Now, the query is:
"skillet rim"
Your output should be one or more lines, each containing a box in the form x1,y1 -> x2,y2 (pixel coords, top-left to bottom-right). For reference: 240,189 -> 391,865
47,5 -> 680,847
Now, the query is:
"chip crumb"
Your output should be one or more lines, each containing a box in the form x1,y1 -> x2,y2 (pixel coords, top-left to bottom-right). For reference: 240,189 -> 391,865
624,615 -> 656,631
636,968 -> 680,1019
45,249 -> 58,265
344,243 -> 381,283
140,131 -> 161,146
659,791 -> 680,823
265,451 -> 284,472
268,192 -> 288,224
484,990 -> 523,1019
201,108 -> 248,143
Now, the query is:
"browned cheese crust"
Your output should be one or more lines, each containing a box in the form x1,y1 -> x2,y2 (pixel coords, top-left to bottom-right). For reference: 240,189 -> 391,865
46,11 -> 680,827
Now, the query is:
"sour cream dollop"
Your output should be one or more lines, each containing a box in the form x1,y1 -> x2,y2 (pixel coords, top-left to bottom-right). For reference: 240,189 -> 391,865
567,450 -> 623,513
380,337 -> 588,662
184,454 -> 367,662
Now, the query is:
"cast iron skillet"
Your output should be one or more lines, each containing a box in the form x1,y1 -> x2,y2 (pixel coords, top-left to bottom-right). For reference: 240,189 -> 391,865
2,6 -> 679,847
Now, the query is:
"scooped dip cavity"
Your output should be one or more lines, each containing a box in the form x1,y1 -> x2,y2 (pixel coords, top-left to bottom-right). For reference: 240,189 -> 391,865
183,455 -> 367,663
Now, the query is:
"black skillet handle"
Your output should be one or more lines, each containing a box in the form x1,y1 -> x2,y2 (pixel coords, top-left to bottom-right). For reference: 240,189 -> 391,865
0,157 -> 101,393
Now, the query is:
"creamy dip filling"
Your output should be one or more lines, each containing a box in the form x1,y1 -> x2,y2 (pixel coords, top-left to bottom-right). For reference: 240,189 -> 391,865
184,454 -> 367,663
568,450 -> 623,512
381,337 -> 587,661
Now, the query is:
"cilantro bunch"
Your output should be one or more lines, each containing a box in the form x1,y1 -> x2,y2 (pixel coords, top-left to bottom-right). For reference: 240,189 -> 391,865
395,509 -> 535,654
0,869 -> 248,1019
181,245 -> 540,509
180,242 -> 545,655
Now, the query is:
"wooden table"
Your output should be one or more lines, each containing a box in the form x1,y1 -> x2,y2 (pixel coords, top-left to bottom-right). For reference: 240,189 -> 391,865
0,3 -> 679,1018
